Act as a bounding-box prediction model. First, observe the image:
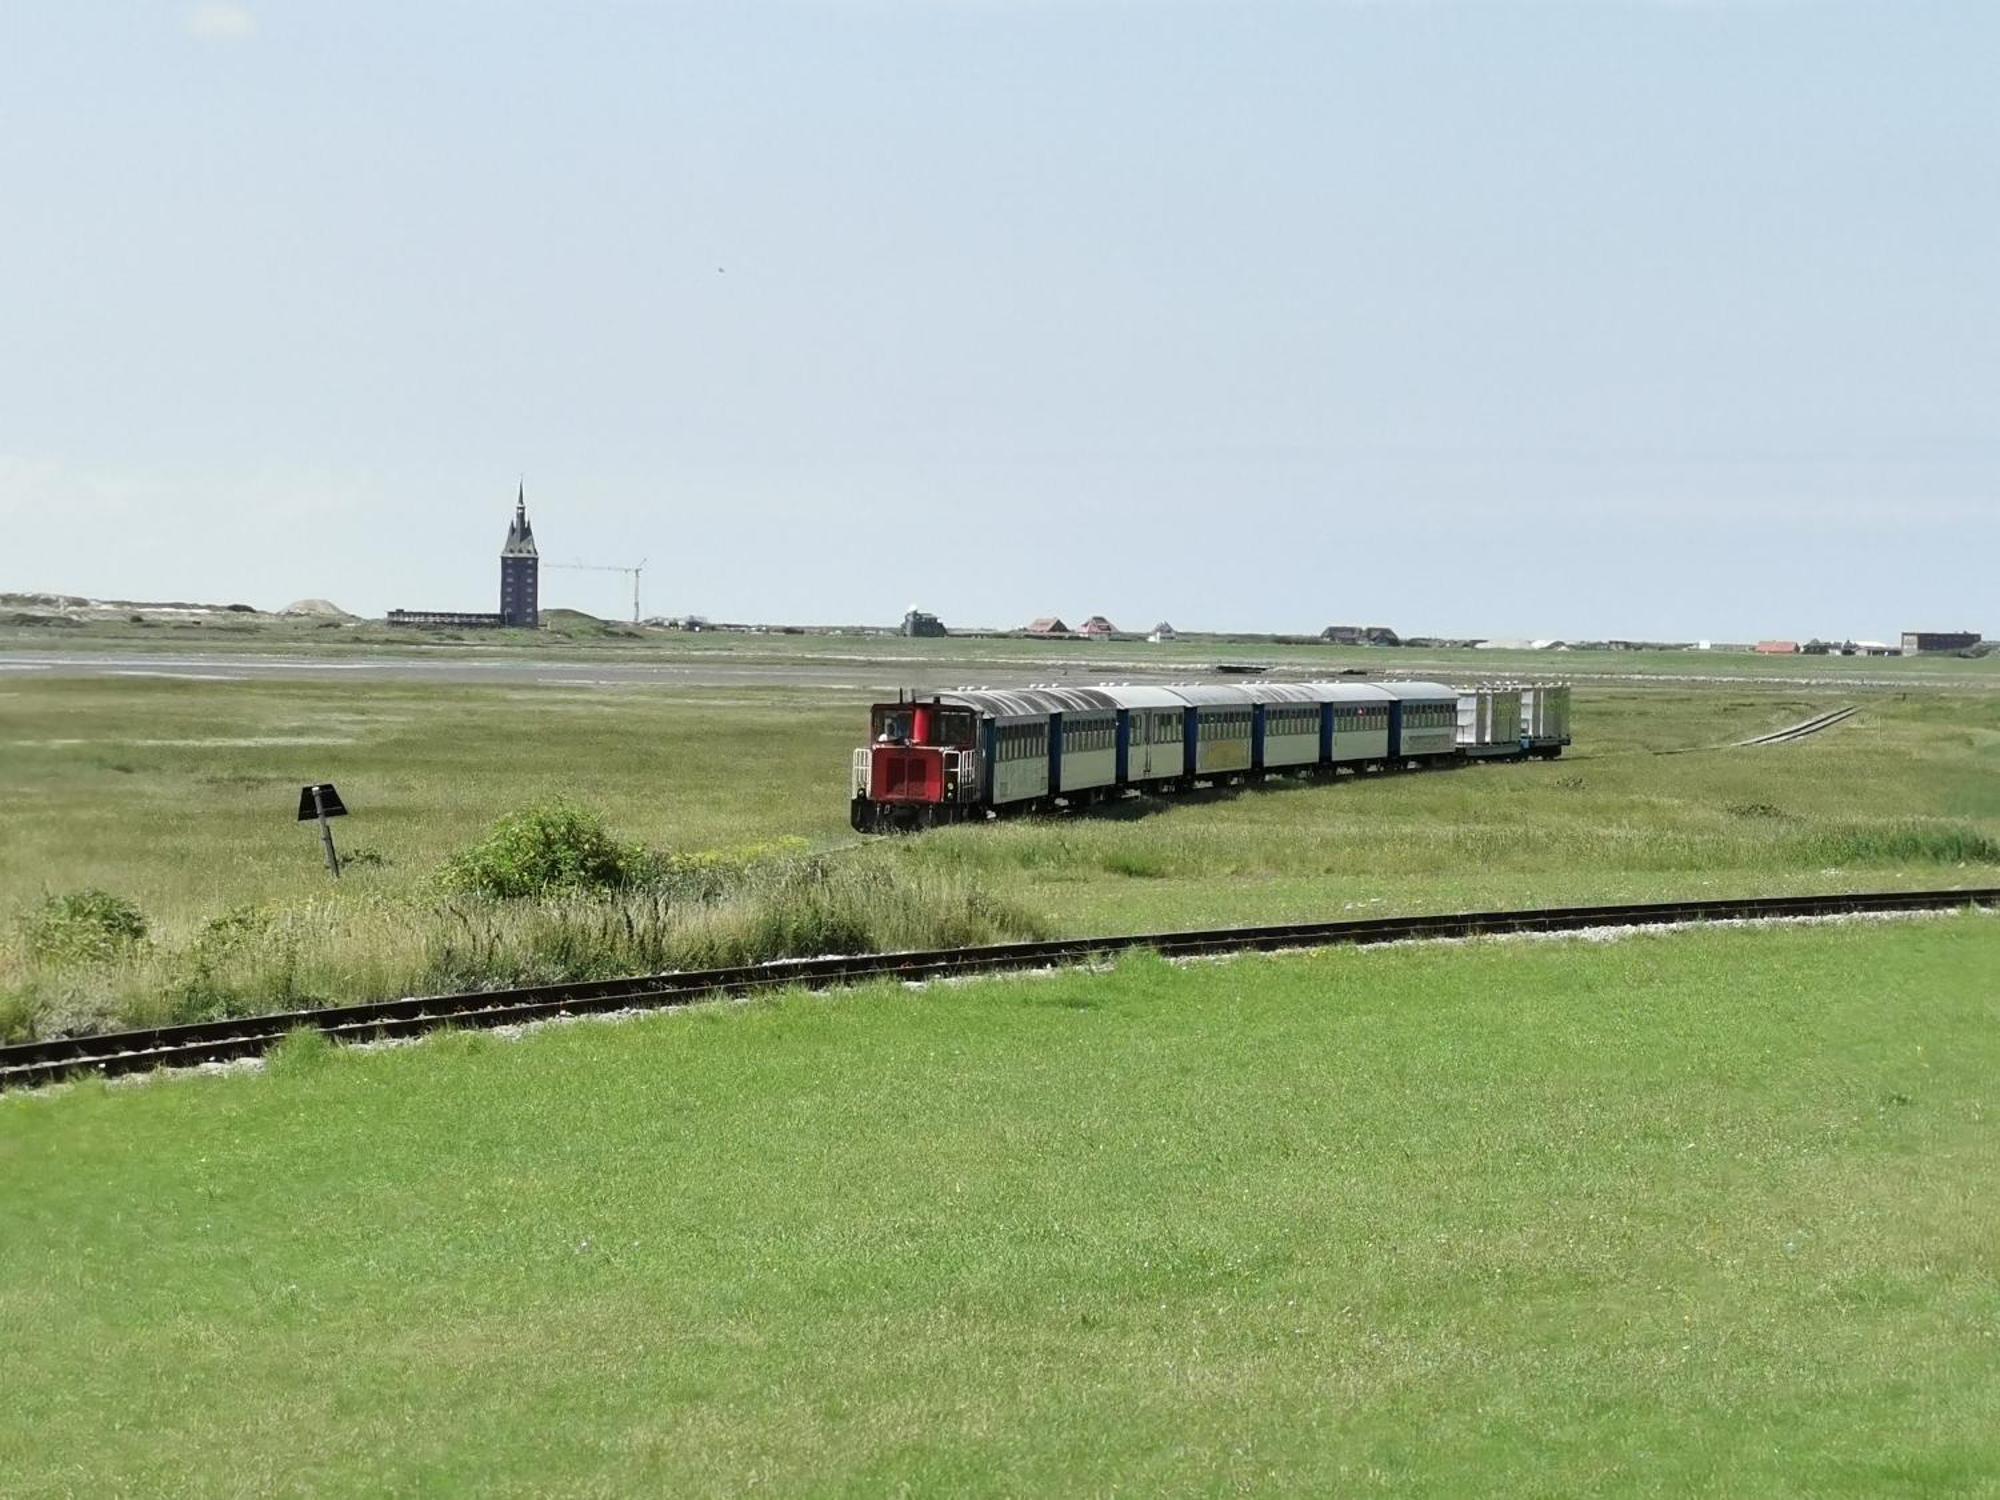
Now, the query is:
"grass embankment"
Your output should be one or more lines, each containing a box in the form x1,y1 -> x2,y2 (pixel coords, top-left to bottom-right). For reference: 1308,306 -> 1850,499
4,918 -> 1997,1495
1,675 -> 1995,1038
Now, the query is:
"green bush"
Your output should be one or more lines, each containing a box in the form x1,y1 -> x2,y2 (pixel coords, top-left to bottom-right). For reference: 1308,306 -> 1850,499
20,890 -> 149,964
438,802 -> 654,899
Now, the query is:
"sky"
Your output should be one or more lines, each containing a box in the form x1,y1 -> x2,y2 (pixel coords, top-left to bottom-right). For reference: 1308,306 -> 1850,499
1,1 -> 1993,642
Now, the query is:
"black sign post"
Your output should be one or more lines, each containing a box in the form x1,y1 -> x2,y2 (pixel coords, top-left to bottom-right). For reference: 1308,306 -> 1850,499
297,783 -> 349,879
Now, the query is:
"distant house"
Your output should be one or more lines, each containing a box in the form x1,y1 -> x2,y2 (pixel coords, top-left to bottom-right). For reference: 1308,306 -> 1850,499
1147,621 -> 1177,643
1901,630 -> 1981,654
1079,615 -> 1118,639
901,608 -> 947,638
1025,616 -> 1072,637
1755,640 -> 1800,655
1321,624 -> 1400,647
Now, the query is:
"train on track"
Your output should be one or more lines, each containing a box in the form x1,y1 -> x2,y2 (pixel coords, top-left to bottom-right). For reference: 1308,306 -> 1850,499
850,680 -> 1570,832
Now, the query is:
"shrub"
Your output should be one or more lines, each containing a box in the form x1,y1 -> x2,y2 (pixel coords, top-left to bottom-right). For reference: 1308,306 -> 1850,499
438,802 -> 654,899
197,906 -> 272,951
20,890 -> 149,964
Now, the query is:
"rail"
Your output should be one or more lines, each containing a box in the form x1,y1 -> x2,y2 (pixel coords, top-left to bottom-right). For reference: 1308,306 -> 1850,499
1737,706 -> 1858,747
2,887 -> 1992,1092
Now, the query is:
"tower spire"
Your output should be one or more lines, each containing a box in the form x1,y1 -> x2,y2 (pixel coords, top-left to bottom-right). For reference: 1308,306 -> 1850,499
503,482 -> 536,555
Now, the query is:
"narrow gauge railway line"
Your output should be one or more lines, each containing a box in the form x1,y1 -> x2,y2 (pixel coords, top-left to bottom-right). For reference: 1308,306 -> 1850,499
1738,706 -> 1858,746
4,888 -> 1994,1093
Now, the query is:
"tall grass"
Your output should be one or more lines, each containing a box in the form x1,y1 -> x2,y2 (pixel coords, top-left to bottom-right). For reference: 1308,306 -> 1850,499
0,855 -> 1046,1042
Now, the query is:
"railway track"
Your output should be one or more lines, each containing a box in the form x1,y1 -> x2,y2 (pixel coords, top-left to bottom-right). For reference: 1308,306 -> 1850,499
4,888 -> 1993,1093
1738,706 -> 1858,746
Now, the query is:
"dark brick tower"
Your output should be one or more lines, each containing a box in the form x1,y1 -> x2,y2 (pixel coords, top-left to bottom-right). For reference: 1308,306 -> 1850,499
499,483 -> 540,628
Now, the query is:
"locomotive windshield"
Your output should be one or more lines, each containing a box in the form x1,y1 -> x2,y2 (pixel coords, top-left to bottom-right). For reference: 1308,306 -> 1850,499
869,704 -> 977,747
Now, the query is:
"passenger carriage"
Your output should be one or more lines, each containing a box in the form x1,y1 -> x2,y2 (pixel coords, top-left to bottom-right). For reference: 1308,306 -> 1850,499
1375,681 -> 1461,762
1165,685 -> 1256,779
1245,683 -> 1330,770
1095,685 -> 1189,786
1316,682 -> 1395,767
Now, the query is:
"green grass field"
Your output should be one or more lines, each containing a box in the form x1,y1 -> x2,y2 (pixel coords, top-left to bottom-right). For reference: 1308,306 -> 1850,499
2,667 -> 1996,1037
4,918 -> 1996,1496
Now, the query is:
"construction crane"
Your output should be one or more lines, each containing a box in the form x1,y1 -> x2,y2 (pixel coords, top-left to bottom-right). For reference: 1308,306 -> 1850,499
545,559 -> 648,624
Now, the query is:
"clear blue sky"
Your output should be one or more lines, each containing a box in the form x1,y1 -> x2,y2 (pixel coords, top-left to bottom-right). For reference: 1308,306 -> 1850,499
2,2 -> 1992,640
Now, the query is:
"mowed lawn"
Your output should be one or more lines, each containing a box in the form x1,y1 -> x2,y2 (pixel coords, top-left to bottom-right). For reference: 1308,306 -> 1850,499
4,917 -> 1996,1497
